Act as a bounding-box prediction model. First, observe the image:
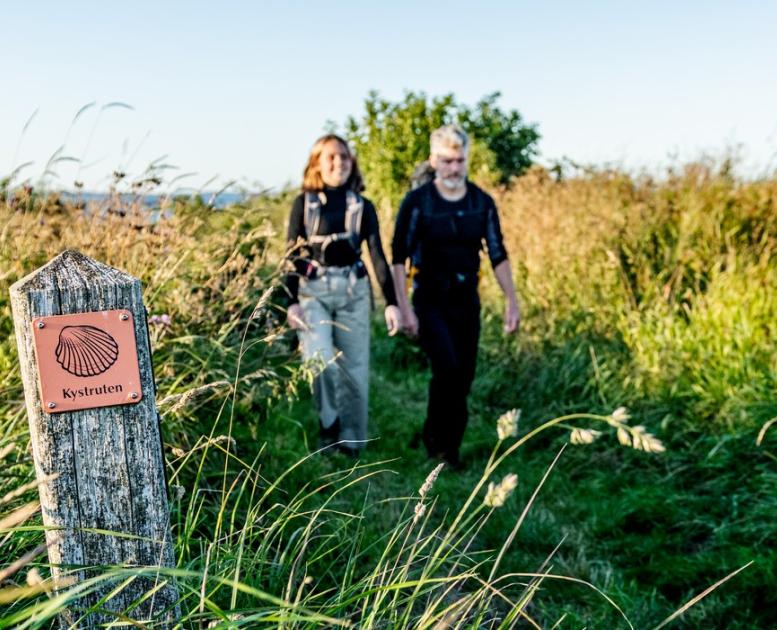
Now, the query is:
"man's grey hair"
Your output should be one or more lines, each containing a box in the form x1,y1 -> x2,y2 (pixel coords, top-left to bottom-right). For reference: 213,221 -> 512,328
430,124 -> 469,155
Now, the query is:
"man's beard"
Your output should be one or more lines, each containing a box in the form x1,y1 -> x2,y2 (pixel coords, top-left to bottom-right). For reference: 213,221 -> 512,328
440,175 -> 466,190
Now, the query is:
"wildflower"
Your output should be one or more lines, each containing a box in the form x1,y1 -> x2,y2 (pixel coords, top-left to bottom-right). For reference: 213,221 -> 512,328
497,408 -> 521,440
418,462 -> 445,498
570,428 -> 602,445
610,406 -> 630,423
149,313 -> 171,327
484,473 -> 518,508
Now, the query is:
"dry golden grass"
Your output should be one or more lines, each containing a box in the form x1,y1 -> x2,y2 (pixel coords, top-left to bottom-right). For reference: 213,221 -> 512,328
485,162 -> 777,331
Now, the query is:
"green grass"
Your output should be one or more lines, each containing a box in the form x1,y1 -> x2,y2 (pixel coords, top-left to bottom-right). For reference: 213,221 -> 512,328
1,160 -> 776,627
360,311 -> 776,628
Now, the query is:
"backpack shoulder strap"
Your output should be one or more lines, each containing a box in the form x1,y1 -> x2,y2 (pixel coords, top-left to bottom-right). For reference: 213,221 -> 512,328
407,182 -> 435,266
303,191 -> 324,238
344,190 -> 364,251
420,182 -> 435,218
466,182 -> 500,258
464,181 -> 487,213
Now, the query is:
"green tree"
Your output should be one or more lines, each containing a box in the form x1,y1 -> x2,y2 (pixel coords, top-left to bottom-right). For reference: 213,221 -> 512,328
458,92 -> 541,186
344,91 -> 539,209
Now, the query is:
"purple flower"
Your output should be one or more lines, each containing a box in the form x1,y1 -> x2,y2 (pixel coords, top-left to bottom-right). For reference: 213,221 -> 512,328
149,313 -> 171,327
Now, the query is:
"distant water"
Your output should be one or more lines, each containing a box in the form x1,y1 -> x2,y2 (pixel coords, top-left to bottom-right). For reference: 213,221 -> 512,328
59,191 -> 247,209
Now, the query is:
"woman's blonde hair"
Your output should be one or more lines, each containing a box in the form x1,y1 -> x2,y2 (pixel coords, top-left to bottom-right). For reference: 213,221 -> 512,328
302,134 -> 365,192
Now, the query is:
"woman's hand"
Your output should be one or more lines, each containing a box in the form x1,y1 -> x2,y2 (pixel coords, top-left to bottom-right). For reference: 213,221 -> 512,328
384,305 -> 402,337
287,303 -> 306,330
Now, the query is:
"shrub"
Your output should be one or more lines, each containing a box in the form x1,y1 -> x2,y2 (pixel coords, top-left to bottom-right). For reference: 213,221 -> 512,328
344,91 -> 539,209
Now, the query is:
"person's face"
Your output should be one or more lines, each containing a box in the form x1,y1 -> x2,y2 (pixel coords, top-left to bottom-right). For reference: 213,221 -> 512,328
319,140 -> 353,188
430,145 -> 468,190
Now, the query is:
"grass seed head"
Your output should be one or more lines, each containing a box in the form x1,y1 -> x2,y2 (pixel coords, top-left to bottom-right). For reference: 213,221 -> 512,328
484,473 -> 518,508
611,406 -> 631,423
418,462 -> 445,498
570,428 -> 602,445
413,502 -> 427,524
497,408 -> 521,440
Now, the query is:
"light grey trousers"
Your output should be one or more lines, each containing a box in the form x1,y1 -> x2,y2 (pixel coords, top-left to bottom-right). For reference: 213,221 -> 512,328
297,269 -> 370,450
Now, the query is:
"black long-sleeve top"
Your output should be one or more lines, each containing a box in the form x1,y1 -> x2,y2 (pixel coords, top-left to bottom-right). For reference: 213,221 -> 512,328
392,181 -> 508,278
285,185 -> 397,306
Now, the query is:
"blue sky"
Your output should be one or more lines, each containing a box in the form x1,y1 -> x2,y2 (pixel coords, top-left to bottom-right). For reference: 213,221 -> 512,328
3,1 -> 776,192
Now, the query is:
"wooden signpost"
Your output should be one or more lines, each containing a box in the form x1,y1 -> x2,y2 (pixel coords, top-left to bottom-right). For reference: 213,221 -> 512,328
10,250 -> 179,628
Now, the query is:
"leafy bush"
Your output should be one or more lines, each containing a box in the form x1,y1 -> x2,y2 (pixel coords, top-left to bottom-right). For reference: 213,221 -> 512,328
343,91 -> 539,209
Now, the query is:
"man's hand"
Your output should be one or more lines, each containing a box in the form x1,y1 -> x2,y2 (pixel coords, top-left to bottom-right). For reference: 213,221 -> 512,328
401,306 -> 419,337
504,300 -> 521,334
287,303 -> 306,330
493,259 -> 521,335
385,305 -> 402,336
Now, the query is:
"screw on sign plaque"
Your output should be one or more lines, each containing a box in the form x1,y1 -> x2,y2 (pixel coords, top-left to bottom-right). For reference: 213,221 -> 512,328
32,309 -> 143,413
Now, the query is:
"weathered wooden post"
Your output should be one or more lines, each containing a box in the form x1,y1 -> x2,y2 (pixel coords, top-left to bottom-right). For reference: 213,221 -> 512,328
10,250 -> 179,628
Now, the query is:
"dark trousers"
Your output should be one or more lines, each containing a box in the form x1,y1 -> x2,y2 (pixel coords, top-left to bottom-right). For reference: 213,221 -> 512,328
414,286 -> 481,462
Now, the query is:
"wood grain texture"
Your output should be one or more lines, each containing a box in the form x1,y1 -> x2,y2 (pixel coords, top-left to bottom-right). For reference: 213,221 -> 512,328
10,250 -> 178,628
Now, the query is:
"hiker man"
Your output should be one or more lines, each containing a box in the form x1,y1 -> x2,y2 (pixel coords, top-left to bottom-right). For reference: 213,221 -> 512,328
391,124 -> 520,468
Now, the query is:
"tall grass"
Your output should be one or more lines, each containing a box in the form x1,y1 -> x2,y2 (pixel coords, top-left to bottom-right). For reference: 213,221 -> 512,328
468,158 -> 777,625
482,159 -> 777,430
1,156 -> 774,626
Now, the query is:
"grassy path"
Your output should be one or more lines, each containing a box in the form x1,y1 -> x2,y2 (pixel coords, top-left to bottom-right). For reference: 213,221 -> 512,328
269,311 -> 777,628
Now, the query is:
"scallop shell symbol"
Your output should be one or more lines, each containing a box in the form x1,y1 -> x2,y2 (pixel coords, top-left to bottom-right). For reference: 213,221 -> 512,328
55,325 -> 119,377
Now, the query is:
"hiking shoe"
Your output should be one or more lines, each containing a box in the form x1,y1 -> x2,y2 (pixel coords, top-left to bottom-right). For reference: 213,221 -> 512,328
442,452 -> 466,471
318,417 -> 340,451
335,443 -> 360,458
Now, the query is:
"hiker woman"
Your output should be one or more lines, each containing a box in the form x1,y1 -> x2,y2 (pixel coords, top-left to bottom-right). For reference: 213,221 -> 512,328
285,134 -> 401,455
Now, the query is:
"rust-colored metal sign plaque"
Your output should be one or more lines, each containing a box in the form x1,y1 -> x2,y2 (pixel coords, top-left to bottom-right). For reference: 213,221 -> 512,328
31,309 -> 143,413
